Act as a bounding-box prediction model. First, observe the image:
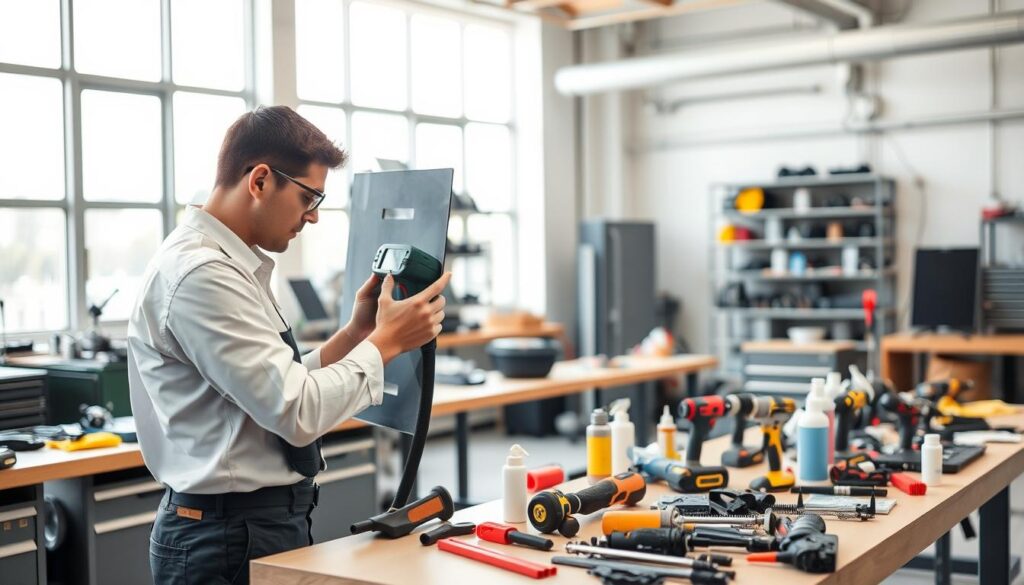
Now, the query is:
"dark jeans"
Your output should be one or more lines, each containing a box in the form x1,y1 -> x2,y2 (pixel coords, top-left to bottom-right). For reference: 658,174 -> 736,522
149,491 -> 314,585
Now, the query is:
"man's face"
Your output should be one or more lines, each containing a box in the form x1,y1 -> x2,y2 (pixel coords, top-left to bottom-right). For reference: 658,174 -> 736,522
253,163 -> 327,253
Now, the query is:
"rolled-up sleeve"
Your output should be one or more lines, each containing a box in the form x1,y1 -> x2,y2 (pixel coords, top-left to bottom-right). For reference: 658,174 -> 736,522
164,261 -> 383,446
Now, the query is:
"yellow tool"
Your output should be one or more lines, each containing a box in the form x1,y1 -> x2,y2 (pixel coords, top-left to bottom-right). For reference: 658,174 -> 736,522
749,397 -> 797,493
46,432 -> 122,452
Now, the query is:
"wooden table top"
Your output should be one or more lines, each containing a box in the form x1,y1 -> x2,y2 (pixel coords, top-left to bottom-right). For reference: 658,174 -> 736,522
436,322 -> 566,350
881,333 -> 1024,355
0,354 -> 716,491
251,413 -> 1024,585
741,340 -> 858,354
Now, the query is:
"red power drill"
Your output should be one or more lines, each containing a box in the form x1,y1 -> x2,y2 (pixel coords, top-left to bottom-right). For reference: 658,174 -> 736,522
676,396 -> 730,491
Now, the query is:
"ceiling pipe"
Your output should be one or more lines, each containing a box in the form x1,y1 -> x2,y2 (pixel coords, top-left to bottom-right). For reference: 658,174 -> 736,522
555,10 -> 1024,96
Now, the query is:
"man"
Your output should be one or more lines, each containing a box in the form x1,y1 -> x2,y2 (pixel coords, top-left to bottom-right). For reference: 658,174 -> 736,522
127,105 -> 450,584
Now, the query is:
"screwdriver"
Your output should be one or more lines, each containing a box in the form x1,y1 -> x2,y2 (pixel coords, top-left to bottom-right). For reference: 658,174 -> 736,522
476,522 -> 554,551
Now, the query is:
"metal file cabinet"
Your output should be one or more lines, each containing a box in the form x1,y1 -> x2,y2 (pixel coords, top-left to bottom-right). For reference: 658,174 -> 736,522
0,486 -> 46,585
44,429 -> 376,585
741,340 -> 864,401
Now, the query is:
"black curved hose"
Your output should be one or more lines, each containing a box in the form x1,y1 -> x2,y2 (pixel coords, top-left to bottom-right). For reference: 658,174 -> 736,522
390,338 -> 436,509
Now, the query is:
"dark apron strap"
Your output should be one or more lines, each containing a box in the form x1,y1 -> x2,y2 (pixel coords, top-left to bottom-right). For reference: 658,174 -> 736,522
277,327 -> 325,478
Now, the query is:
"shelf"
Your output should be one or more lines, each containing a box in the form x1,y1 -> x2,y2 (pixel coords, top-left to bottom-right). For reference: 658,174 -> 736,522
718,174 -> 893,192
727,269 -> 895,282
718,308 -> 895,320
722,207 -> 891,221
720,237 -> 892,250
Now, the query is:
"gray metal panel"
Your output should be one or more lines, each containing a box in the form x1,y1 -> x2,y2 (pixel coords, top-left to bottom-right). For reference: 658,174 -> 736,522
343,169 -> 454,434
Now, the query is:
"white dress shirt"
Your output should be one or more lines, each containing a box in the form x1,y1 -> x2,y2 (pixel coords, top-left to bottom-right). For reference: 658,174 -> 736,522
127,207 -> 383,494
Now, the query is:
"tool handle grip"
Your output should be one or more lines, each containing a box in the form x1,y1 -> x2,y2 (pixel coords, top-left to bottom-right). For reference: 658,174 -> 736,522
573,472 -> 646,516
691,570 -> 731,585
763,424 -> 784,472
508,531 -> 554,551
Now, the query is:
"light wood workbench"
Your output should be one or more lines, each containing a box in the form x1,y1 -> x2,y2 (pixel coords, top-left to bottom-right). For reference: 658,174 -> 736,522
880,332 -> 1024,399
436,322 -> 567,352
251,413 -> 1024,585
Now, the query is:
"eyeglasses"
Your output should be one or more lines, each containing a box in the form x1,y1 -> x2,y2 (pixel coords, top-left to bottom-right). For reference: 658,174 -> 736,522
245,166 -> 327,212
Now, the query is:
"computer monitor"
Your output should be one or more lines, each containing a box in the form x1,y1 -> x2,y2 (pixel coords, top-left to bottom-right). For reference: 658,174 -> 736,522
911,248 -> 979,332
288,278 -> 331,324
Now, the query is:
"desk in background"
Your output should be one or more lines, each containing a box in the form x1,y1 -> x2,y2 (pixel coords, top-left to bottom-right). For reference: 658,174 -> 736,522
880,333 -> 1024,401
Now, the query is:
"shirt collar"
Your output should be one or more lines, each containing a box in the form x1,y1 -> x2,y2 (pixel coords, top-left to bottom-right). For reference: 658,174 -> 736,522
182,206 -> 273,276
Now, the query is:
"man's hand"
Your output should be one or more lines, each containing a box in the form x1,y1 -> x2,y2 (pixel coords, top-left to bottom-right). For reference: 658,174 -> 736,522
344,273 -> 382,343
368,272 -> 451,364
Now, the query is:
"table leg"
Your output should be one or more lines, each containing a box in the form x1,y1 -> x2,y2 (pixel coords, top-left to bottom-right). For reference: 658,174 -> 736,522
881,348 -> 914,392
455,412 -> 470,505
686,372 -> 698,398
934,531 -> 951,585
979,487 -> 1011,585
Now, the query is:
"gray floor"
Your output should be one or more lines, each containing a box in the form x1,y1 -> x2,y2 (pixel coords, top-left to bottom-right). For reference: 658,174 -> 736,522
399,424 -> 1024,585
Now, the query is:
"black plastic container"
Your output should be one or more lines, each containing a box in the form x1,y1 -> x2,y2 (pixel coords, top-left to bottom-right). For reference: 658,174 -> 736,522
486,337 -> 560,378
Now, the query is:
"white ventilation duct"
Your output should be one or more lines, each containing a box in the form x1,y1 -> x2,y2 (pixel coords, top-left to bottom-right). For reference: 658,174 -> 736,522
555,11 -> 1024,95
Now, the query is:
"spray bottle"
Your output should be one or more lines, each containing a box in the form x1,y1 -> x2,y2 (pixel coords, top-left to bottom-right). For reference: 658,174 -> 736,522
810,377 -> 836,464
657,405 -> 679,460
609,399 -> 635,475
798,379 -> 830,482
587,408 -> 612,483
503,444 -> 529,523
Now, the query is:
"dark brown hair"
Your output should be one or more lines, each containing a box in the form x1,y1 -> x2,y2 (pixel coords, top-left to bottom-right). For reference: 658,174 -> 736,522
214,105 -> 347,187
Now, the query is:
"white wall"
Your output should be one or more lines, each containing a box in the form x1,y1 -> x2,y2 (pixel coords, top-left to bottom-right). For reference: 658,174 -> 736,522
579,0 -> 1024,354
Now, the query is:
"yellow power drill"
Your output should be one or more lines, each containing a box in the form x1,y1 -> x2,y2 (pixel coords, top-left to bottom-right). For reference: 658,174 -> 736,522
749,397 -> 797,492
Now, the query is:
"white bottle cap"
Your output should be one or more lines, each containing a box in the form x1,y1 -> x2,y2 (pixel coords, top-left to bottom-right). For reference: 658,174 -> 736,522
660,405 -> 674,426
924,434 -> 941,446
506,444 -> 529,466
807,378 -> 829,414
826,372 -> 842,394
611,399 -> 631,422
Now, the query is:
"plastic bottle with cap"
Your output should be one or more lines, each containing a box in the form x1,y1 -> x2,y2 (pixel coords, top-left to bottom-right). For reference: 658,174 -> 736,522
587,408 -> 612,483
657,405 -> 679,460
810,377 -> 837,464
609,399 -> 635,475
502,444 -> 529,523
797,378 -> 830,482
921,433 -> 943,487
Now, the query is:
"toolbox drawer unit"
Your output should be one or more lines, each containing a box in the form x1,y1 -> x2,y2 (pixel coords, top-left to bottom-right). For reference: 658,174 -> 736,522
45,429 -> 377,585
0,367 -> 48,431
741,340 -> 864,400
0,487 -> 46,585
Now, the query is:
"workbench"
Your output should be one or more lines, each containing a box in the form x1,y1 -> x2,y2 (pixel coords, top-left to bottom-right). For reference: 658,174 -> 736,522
251,413 -> 1024,585
880,332 -> 1024,401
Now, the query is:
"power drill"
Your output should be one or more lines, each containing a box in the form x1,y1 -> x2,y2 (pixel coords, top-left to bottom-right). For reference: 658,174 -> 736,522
371,243 -> 443,300
748,397 -> 797,492
916,378 -> 973,402
748,514 -> 838,573
721,393 -> 765,468
529,472 -> 646,537
834,384 -> 874,456
877,392 -> 921,451
630,448 -> 726,493
677,396 -> 731,489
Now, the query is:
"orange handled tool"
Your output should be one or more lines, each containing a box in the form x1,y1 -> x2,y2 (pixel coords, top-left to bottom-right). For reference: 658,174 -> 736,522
529,472 -> 646,537
477,522 -> 553,550
601,509 -> 672,535
350,485 -> 454,538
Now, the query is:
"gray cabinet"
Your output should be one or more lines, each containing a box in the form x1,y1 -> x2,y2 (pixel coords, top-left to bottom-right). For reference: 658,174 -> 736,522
0,486 -> 45,585
741,341 -> 863,401
310,430 -> 377,543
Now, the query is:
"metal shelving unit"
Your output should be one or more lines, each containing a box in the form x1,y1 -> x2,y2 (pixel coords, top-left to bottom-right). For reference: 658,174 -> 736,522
710,174 -> 897,374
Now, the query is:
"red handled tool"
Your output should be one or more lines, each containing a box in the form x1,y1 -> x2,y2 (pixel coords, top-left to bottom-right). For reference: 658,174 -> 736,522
477,522 -> 553,550
437,538 -> 557,578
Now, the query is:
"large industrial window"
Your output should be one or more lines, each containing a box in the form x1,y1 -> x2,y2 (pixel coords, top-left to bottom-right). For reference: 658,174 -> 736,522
294,0 -> 518,308
0,0 -> 253,334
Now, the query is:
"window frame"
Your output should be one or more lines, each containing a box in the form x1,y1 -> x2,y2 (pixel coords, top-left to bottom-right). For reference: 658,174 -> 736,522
0,0 -> 256,335
294,0 -> 519,306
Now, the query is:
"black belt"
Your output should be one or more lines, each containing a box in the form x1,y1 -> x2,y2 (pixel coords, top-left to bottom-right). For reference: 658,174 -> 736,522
167,478 -> 319,514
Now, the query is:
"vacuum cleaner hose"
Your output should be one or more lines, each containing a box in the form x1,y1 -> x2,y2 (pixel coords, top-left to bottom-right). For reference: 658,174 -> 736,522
391,338 -> 437,509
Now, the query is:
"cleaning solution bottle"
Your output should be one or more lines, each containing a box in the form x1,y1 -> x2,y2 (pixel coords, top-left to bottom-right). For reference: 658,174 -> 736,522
657,405 -> 679,460
502,444 -> 529,523
587,408 -> 612,483
798,379 -> 830,483
609,399 -> 635,475
808,377 -> 836,464
921,433 -> 943,487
